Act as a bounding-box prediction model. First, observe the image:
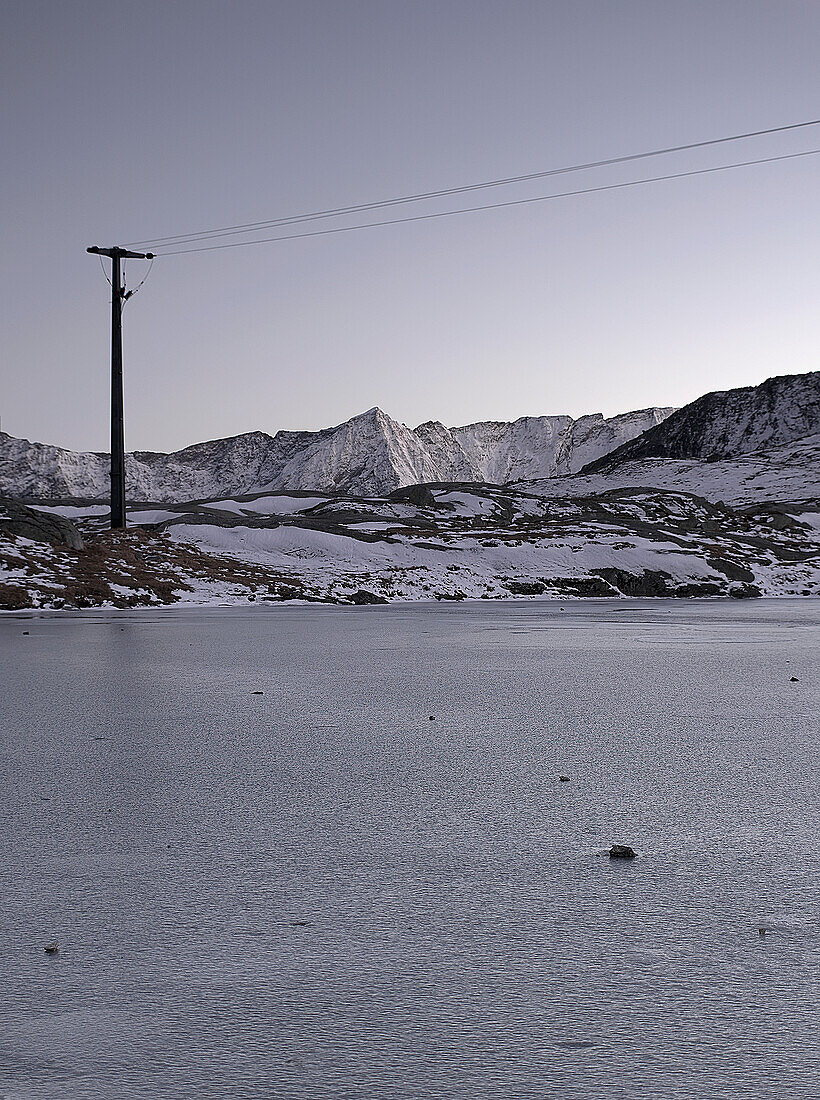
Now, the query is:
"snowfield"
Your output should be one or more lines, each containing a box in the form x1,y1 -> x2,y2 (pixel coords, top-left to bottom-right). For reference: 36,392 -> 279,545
160,479 -> 817,604
3,465 -> 818,608
524,434 -> 820,507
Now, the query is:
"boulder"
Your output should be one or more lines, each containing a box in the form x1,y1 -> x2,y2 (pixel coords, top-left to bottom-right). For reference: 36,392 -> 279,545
388,484 -> 437,508
349,589 -> 387,605
609,844 -> 637,860
0,498 -> 84,550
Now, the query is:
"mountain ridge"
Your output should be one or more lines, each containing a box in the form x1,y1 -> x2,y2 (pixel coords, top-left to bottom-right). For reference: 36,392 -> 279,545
3,371 -> 818,502
0,403 -> 674,501
583,371 -> 820,472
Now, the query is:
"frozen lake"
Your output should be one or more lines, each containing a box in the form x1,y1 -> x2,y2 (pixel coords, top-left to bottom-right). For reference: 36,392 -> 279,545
0,600 -> 818,1099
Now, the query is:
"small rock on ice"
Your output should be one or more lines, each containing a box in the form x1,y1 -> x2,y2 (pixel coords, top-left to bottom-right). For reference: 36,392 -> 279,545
609,844 -> 637,860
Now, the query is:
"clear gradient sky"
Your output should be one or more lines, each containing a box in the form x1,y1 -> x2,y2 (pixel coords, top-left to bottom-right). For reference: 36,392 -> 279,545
1,0 -> 818,452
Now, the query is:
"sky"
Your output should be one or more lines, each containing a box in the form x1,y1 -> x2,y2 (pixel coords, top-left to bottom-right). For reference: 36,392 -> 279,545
1,0 -> 818,452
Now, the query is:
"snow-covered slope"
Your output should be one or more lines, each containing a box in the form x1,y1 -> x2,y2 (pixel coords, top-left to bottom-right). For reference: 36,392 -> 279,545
6,472 -> 819,608
0,429 -> 279,501
415,407 -> 673,483
523,433 -> 820,508
0,404 -> 672,501
585,371 -> 819,471
257,407 -> 440,495
0,432 -> 110,499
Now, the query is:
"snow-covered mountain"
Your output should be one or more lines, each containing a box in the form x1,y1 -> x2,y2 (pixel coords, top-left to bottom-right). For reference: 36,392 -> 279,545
0,429 -> 277,502
0,404 -> 672,501
3,371 -> 817,502
7,462 -> 820,608
584,371 -> 820,471
418,407 -> 673,482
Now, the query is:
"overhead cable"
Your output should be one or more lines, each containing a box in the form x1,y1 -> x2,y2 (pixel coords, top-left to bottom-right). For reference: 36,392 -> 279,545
149,147 -> 820,257
126,117 -> 820,250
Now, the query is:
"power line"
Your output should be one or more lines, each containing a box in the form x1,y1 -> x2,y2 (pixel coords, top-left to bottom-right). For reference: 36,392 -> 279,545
151,147 -> 820,257
126,117 -> 820,251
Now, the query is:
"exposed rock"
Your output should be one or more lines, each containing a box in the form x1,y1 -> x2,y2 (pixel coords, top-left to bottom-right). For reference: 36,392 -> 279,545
504,579 -> 547,595
0,498 -> 84,550
609,845 -> 637,859
708,556 -> 755,583
269,585 -> 303,601
728,583 -> 762,599
349,589 -> 387,605
583,371 -> 819,471
44,941 -> 59,954
388,484 -> 437,508
590,567 -> 725,598
549,576 -> 618,597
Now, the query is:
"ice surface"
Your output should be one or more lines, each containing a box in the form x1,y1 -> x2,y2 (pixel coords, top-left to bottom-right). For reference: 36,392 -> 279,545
0,602 -> 818,1098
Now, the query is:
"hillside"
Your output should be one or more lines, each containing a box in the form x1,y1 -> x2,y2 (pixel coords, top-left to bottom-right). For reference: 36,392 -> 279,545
583,371 -> 820,471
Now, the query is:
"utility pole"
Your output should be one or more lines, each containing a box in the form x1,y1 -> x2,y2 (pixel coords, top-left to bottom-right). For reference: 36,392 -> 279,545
87,246 -> 154,529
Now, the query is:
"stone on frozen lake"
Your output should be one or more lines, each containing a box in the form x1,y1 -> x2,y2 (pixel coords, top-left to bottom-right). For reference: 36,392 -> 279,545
609,844 -> 637,859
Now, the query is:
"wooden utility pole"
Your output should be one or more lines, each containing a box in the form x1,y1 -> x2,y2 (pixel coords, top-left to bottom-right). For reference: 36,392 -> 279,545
86,246 -> 153,529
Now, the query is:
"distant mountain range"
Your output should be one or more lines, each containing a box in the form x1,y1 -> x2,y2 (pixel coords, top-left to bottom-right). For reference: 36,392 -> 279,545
0,371 -> 817,501
0,405 -> 673,501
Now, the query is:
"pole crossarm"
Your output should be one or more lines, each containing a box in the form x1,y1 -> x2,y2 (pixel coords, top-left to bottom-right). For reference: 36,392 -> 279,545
87,246 -> 154,260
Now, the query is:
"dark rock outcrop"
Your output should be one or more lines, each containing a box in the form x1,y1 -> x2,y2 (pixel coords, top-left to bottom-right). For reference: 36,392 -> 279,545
583,372 -> 819,471
349,589 -> 387,605
504,579 -> 547,595
0,498 -> 84,550
388,484 -> 437,508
